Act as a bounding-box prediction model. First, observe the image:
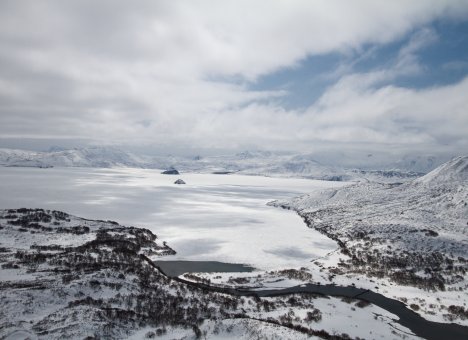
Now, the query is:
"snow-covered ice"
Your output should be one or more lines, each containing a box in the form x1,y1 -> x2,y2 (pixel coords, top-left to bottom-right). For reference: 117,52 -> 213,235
0,167 -> 347,270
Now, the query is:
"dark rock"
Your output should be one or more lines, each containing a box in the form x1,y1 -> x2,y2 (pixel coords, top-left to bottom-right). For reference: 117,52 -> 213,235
161,168 -> 179,175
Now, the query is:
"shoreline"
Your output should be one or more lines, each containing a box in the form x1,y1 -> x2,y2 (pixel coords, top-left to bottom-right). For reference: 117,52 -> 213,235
148,256 -> 468,340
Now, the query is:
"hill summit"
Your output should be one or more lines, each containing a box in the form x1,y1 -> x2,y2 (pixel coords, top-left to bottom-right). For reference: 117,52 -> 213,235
415,155 -> 468,185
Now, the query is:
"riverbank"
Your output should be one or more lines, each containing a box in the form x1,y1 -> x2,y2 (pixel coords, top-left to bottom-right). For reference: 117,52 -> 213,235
151,258 -> 468,340
1,209 -> 417,339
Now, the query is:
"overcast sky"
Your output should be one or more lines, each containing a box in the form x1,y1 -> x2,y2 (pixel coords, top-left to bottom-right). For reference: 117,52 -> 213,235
1,0 -> 468,156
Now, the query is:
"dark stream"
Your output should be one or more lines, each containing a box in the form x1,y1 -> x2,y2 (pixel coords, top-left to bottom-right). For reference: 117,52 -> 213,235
254,284 -> 468,340
153,260 -> 468,340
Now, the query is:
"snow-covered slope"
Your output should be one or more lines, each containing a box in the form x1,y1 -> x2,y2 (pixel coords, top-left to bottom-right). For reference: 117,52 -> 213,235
414,155 -> 468,185
0,147 -> 447,183
239,154 -> 348,181
151,152 -> 425,183
393,154 -> 448,173
0,146 -> 144,168
271,155 -> 468,324
0,149 -> 51,168
0,148 -> 347,180
0,209 -> 415,339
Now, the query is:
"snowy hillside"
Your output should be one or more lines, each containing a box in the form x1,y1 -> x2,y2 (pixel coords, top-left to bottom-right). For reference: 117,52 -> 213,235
393,155 -> 449,174
0,149 -> 52,168
414,156 -> 468,185
0,209 -> 418,339
270,155 -> 468,325
0,147 -> 145,168
0,147 -> 430,183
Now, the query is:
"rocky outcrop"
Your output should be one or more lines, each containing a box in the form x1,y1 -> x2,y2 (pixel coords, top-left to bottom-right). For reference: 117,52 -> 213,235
161,168 -> 179,175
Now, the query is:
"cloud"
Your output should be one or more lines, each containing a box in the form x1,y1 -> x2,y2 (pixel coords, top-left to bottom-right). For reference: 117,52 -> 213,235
0,0 -> 468,156
442,60 -> 468,71
394,28 -> 438,75
304,74 -> 468,147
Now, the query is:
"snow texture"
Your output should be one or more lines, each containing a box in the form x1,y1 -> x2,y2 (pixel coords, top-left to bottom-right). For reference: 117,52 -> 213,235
0,209 -> 415,339
268,155 -> 468,325
0,146 -> 437,183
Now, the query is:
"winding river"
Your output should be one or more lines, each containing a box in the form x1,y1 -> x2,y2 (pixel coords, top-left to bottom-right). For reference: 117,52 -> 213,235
2,166 -> 467,339
151,260 -> 468,340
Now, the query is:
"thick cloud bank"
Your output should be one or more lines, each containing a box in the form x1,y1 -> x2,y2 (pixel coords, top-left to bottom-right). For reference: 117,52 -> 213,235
0,1 -> 467,156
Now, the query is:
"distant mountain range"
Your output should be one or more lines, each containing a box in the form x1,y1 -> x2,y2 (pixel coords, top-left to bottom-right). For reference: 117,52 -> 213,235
0,146 -> 144,169
0,146 -> 455,182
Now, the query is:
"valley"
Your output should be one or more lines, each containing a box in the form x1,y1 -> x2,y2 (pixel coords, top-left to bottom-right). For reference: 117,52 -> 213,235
1,157 -> 467,339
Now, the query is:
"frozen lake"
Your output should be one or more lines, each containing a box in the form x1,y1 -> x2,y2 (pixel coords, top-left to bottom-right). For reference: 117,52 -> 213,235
0,167 -> 347,270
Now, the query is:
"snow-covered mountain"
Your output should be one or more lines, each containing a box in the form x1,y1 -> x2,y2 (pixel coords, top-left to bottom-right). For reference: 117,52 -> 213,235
0,147 -> 339,179
239,154 -> 348,181
393,154 -> 449,173
0,146 -> 452,182
414,155 -> 468,185
0,146 -> 145,168
270,155 -> 468,324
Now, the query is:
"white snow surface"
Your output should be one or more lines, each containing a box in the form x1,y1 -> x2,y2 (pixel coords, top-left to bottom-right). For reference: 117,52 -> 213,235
2,157 -> 467,337
0,146 -> 433,182
414,155 -> 468,185
0,210 -> 417,340
0,146 -> 144,168
0,166 -> 347,270
268,155 -> 468,325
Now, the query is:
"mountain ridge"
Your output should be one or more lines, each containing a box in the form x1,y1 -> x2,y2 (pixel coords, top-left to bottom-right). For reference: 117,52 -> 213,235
0,146 -> 458,183
269,155 -> 468,324
414,155 -> 468,185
